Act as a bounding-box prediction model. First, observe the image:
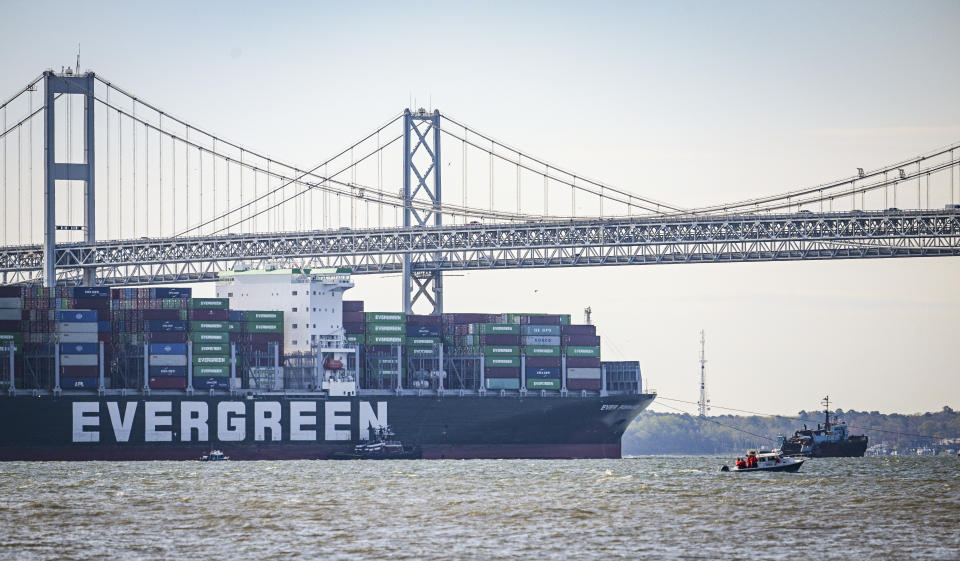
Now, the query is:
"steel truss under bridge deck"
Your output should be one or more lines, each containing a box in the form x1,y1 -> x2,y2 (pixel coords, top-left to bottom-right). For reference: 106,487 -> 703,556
0,210 -> 958,286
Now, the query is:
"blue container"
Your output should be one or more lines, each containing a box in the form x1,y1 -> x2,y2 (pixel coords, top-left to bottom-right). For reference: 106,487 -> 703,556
149,365 -> 187,377
145,320 -> 187,332
149,343 -> 187,355
152,287 -> 192,299
71,286 -> 110,298
98,321 -> 111,333
61,343 -> 99,355
193,376 -> 230,390
525,366 -> 561,379
406,324 -> 441,337
228,310 -> 245,322
60,376 -> 99,389
56,310 -> 98,323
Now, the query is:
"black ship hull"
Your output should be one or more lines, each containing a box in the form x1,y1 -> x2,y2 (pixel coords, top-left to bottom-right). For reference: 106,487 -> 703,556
779,436 -> 868,458
0,392 -> 655,461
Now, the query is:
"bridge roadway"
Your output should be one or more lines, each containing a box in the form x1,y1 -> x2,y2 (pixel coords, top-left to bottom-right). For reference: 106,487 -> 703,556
0,210 -> 958,286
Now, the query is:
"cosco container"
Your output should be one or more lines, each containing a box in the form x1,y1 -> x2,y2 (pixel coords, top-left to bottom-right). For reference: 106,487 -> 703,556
149,343 -> 187,355
189,298 -> 229,310
527,378 -> 561,390
565,346 -> 600,357
485,378 -> 520,390
523,335 -> 560,346
149,354 -> 188,367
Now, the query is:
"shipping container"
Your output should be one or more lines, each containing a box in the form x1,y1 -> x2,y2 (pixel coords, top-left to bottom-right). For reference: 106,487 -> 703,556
525,367 -> 561,379
149,355 -> 188,367
406,314 -> 442,326
191,331 -> 229,343
407,336 -> 440,346
366,323 -> 404,334
55,310 -> 98,322
407,347 -> 437,357
0,309 -> 24,320
443,313 -> 491,325
566,367 -> 602,380
567,378 -> 602,391
523,335 -> 561,347
480,334 -> 521,345
194,355 -> 229,366
524,356 -> 561,368
0,286 -> 23,298
145,320 -> 188,332
60,354 -> 98,366
563,335 -> 601,346
59,332 -> 99,344
524,346 -> 560,357
406,324 -> 441,337
61,377 -> 99,389
0,320 -> 23,332
483,345 -> 520,356
71,286 -> 111,299
148,365 -> 187,377
193,376 -> 230,390
244,322 -> 282,334
149,343 -> 188,355
485,378 -> 520,390
483,366 -> 521,378
61,365 -> 98,377
189,309 -> 229,321
344,334 -> 365,344
195,365 -> 230,377
486,356 -> 520,368
152,287 -> 192,299
367,334 -> 405,345
247,310 -> 284,322
343,322 -> 365,334
149,377 -> 187,390
365,312 -> 404,323
0,297 -> 23,308
189,298 -> 229,310
342,311 -> 365,323
565,346 -> 600,357
566,356 -> 601,368
0,332 -> 24,346
193,343 -> 229,355
520,324 -> 561,336
190,320 -> 229,332
147,332 -> 189,343
61,343 -> 99,355
470,323 -> 521,335
561,324 -> 596,336
56,322 -> 99,333
527,378 -> 561,390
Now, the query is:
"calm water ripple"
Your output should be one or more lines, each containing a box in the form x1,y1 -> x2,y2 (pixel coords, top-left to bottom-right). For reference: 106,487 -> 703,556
0,456 -> 957,560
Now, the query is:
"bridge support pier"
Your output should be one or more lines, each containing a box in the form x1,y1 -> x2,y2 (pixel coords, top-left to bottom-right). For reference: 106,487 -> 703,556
402,108 -> 443,315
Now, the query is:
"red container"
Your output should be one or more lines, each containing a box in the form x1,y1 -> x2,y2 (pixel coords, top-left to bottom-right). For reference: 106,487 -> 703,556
342,300 -> 365,312
189,309 -> 228,321
525,356 -> 561,368
73,298 -> 110,310
149,377 -> 187,389
567,378 -> 602,391
565,356 -> 601,368
442,313 -> 492,325
343,322 -> 365,334
342,311 -> 365,324
406,314 -> 442,326
561,324 -> 596,336
0,320 -> 23,332
61,365 -> 99,377
483,366 -> 521,378
147,332 -> 188,343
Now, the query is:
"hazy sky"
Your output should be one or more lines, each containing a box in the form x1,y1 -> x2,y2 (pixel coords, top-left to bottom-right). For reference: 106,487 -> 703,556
2,1 -> 959,415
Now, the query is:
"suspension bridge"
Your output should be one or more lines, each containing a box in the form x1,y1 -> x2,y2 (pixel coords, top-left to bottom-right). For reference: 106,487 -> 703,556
1,69 -> 959,313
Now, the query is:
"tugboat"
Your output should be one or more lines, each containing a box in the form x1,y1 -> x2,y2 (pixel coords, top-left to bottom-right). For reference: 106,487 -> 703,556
720,449 -> 804,473
200,450 -> 229,461
329,426 -> 422,460
777,396 -> 868,458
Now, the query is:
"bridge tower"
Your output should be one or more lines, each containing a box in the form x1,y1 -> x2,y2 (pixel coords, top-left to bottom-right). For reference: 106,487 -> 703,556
401,108 -> 443,315
42,70 -> 97,287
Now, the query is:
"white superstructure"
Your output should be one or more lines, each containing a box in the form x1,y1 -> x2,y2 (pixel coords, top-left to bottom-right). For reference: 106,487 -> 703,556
215,267 -> 354,354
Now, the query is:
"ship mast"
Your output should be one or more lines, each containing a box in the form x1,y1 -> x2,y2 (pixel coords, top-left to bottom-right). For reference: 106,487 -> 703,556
698,330 -> 709,417
822,395 -> 831,429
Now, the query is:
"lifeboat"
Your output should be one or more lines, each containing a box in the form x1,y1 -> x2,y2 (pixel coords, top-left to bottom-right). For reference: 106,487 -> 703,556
323,357 -> 344,370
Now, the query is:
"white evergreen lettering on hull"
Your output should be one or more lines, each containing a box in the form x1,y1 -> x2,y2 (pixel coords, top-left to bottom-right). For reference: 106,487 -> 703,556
69,401 -> 388,443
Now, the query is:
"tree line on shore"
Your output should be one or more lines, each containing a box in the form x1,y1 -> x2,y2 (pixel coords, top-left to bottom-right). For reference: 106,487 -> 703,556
622,406 -> 960,455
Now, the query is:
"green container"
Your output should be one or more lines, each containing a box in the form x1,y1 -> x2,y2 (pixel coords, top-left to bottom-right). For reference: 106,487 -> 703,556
407,336 -> 440,346
525,345 -> 560,357
527,378 -> 561,390
407,347 -> 437,357
191,320 -> 228,332
227,322 -> 242,333
191,331 -> 229,343
194,365 -> 230,377
559,315 -> 571,325
194,355 -> 229,366
472,323 -> 520,335
345,334 -> 365,344
189,298 -> 229,310
365,312 -> 405,323
368,334 -> 406,345
0,332 -> 24,346
366,323 -> 405,334
193,342 -> 229,355
245,310 -> 283,321
485,378 -> 520,390
483,345 -> 520,357
244,322 -> 282,334
565,346 -> 600,357
521,325 -> 560,336
485,356 -> 520,368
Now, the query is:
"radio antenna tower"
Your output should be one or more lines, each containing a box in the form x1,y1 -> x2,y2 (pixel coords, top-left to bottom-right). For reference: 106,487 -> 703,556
697,330 -> 709,417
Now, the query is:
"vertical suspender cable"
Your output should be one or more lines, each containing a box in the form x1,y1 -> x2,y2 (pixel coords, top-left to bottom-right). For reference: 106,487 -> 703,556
29,89 -> 34,244
145,115 -> 150,236
2,106 -> 6,244
544,166 -> 549,216
462,129 -> 467,223
185,126 -> 190,233
226,156 -> 231,234
378,133 -> 382,227
158,113 -> 162,236
118,98 -> 123,238
105,89 -> 110,240
571,176 -> 576,217
198,138 -> 203,234
171,120 -> 176,236
132,100 -> 137,238
66,94 -> 72,237
489,142 -> 494,211
212,138 -> 217,233
18,122 -> 22,244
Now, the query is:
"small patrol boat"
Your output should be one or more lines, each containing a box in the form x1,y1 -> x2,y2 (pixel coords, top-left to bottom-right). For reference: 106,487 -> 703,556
330,425 -> 421,460
200,450 -> 229,461
720,449 -> 804,473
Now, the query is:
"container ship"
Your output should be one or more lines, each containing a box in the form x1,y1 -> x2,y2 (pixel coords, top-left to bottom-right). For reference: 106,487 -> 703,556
0,268 -> 655,461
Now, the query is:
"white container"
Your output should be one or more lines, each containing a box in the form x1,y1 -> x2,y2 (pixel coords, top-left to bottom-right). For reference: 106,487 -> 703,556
149,354 -> 188,367
59,332 -> 99,344
60,354 -> 98,366
0,297 -> 23,309
56,322 -> 99,333
566,367 -> 602,380
0,309 -> 22,320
